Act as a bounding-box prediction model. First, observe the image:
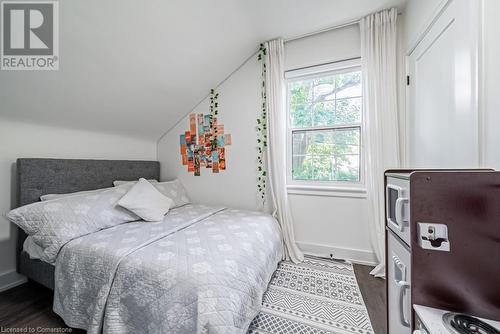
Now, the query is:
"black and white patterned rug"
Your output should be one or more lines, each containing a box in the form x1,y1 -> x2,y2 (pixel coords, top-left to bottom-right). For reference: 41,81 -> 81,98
248,256 -> 374,334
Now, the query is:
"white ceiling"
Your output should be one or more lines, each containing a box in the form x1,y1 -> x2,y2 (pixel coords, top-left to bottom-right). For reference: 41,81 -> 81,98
0,0 -> 407,140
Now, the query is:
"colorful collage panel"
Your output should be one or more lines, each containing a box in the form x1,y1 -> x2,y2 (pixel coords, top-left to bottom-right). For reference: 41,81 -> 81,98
179,113 -> 231,175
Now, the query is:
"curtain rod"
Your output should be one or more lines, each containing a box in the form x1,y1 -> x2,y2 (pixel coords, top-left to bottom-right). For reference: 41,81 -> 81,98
284,11 -> 402,43
284,18 -> 360,43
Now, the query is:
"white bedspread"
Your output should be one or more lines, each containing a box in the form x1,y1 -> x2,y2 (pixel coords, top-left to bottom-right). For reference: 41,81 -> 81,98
53,204 -> 283,334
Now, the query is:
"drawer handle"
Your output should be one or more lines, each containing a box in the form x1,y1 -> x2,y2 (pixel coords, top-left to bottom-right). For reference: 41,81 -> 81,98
398,280 -> 411,327
395,197 -> 409,231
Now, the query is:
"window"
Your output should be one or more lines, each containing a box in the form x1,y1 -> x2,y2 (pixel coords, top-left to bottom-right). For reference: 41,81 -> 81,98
287,61 -> 363,184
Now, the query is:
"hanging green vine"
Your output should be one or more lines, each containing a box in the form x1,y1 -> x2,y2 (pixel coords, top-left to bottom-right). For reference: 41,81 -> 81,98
256,43 -> 267,204
209,88 -> 219,135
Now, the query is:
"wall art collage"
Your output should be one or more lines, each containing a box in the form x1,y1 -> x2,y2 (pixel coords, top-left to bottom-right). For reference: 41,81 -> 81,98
179,113 -> 231,176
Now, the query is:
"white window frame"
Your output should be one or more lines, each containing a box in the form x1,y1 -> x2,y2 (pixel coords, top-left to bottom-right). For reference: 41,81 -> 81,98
285,58 -> 366,197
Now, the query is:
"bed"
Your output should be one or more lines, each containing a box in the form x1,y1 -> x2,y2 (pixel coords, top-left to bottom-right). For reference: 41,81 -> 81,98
14,158 -> 283,333
16,158 -> 162,290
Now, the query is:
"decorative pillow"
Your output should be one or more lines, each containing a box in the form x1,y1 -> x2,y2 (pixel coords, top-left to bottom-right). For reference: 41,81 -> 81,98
118,178 -> 173,222
153,179 -> 190,208
113,179 -> 158,187
23,236 -> 44,260
7,184 -> 138,263
40,187 -> 109,201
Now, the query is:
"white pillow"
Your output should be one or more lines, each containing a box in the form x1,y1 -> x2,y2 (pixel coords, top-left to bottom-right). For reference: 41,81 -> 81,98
113,179 -> 158,187
118,178 -> 173,222
7,184 -> 138,263
40,187 -> 109,201
23,236 -> 45,260
153,179 -> 190,208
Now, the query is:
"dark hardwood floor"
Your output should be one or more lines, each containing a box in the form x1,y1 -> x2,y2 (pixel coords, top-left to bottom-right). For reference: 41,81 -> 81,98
0,264 -> 386,333
0,279 -> 84,333
354,264 -> 387,334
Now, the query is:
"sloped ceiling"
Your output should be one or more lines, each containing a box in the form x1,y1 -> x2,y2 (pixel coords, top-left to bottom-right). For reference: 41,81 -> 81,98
0,0 -> 407,140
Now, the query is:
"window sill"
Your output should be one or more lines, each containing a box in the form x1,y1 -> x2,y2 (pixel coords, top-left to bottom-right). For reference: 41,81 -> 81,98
286,184 -> 367,198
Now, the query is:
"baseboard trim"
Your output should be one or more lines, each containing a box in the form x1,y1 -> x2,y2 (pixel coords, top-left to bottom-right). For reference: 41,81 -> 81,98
297,241 -> 377,266
0,270 -> 27,292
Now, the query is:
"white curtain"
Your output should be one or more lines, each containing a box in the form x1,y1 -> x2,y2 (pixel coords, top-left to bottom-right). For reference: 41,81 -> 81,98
360,8 -> 400,277
265,39 -> 304,264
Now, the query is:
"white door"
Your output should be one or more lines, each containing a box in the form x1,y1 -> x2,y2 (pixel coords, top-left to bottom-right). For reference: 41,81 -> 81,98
407,0 -> 479,168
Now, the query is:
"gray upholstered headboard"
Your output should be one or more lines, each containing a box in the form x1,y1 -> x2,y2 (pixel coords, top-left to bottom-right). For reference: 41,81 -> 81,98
17,158 -> 160,206
15,158 -> 160,289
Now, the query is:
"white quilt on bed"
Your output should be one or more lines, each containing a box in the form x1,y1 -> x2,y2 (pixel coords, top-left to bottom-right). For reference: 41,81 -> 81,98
53,204 -> 283,334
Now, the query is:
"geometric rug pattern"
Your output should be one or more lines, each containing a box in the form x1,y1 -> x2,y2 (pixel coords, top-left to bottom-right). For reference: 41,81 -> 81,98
248,256 -> 374,334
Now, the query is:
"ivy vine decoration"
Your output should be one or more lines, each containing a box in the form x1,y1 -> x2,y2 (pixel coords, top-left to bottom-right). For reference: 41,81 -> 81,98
209,88 -> 219,136
256,43 -> 267,204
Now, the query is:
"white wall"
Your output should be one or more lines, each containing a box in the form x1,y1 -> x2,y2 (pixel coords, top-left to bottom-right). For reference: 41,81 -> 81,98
0,119 -> 156,291
285,24 -> 361,70
158,57 -> 264,211
158,26 -> 377,265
